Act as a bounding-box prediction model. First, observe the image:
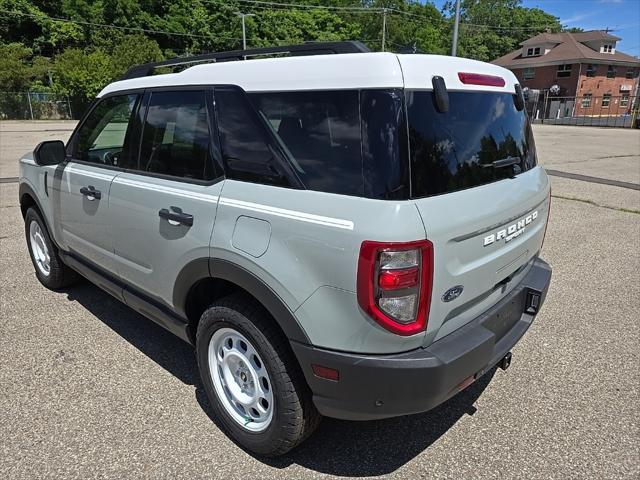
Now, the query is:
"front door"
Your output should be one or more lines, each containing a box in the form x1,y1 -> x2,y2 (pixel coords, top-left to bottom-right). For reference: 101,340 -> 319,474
109,89 -> 223,314
56,93 -> 140,273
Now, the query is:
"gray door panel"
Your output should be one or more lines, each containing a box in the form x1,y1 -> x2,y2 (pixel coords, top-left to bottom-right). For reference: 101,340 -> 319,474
109,173 -> 223,310
56,162 -> 118,271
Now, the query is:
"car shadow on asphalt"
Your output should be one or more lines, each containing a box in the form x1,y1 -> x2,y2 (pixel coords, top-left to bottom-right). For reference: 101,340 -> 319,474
66,282 -> 496,477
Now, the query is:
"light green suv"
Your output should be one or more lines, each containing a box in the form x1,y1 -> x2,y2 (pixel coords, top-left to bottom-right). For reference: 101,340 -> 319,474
19,42 -> 552,456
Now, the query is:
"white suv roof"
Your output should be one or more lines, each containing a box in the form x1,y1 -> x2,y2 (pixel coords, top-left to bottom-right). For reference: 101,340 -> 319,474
99,52 -> 518,97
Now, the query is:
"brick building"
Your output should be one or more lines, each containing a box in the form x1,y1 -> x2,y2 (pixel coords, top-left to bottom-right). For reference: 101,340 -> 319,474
492,31 -> 640,117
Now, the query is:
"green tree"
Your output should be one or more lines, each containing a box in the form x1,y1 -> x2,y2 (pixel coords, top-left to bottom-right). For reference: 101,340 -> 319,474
443,0 -> 562,61
52,48 -> 114,113
110,34 -> 164,75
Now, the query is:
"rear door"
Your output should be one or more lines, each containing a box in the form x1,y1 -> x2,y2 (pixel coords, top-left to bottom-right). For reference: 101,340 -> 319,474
109,89 -> 224,316
405,88 -> 550,342
57,93 -> 140,276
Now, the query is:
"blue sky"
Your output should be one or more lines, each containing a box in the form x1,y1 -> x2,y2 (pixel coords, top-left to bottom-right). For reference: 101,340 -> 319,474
431,0 -> 640,57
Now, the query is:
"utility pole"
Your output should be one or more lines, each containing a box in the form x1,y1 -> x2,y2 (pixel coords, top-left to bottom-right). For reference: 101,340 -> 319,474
234,12 -> 255,50
381,8 -> 388,52
451,0 -> 461,56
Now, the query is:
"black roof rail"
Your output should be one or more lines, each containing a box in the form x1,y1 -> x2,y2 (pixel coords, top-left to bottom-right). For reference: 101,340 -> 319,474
120,41 -> 371,80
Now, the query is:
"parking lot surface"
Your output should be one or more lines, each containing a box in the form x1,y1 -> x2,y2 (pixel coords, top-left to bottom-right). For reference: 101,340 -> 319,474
1,123 -> 639,479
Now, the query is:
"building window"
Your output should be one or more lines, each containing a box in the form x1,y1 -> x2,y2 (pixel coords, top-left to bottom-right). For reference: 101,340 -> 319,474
620,94 -> 629,107
523,67 -> 535,80
581,94 -> 592,108
607,65 -> 616,78
602,44 -> 613,53
586,64 -> 597,77
557,64 -> 572,78
602,93 -> 611,107
626,68 -> 638,79
525,46 -> 541,56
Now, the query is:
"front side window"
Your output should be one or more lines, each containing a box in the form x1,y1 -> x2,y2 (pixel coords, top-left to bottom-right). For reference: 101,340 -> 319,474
138,90 -> 215,181
407,91 -> 537,198
249,90 -> 363,196
73,94 -> 138,166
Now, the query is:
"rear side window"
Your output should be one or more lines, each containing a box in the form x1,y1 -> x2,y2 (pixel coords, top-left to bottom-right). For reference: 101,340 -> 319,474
215,87 -> 290,187
407,91 -> 537,198
250,90 -> 363,196
73,94 -> 138,166
138,90 -> 215,181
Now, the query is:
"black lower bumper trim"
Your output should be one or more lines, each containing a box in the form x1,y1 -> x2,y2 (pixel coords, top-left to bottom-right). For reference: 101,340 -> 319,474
292,257 -> 552,421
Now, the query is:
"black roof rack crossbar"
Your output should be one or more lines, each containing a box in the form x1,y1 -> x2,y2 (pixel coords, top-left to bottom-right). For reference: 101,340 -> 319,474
120,41 -> 371,80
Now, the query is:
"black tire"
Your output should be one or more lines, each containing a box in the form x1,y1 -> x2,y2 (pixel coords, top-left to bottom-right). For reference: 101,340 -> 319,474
196,293 -> 320,456
24,207 -> 78,290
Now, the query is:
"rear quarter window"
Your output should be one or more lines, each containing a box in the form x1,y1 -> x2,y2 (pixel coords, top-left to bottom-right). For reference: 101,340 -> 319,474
249,89 -> 409,199
249,90 -> 363,196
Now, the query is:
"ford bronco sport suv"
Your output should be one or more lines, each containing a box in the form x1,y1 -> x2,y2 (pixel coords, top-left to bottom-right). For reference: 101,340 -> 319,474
19,42 -> 551,456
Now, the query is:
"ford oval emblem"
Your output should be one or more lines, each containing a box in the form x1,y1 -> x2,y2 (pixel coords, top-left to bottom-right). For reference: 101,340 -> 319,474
442,285 -> 464,302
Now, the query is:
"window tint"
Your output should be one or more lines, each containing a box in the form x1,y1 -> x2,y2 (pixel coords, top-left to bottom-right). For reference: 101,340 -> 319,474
138,91 -> 214,181
407,91 -> 537,198
249,90 -> 363,196
360,89 -> 409,200
215,88 -> 290,187
74,94 -> 138,166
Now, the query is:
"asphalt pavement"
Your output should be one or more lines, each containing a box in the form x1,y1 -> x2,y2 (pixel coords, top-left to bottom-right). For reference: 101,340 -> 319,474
0,124 -> 638,479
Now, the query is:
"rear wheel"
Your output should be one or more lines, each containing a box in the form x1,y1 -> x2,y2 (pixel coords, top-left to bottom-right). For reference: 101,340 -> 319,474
196,294 -> 320,456
24,207 -> 78,289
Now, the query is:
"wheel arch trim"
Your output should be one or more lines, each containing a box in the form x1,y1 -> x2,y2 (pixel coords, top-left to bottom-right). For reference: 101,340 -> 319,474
174,257 -> 311,344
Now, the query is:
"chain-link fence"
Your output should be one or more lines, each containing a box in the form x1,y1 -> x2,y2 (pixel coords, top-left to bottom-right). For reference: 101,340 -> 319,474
525,90 -> 640,128
0,92 -> 73,120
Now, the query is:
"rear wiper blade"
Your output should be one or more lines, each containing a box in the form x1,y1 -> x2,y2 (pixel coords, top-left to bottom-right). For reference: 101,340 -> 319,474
482,156 -> 521,168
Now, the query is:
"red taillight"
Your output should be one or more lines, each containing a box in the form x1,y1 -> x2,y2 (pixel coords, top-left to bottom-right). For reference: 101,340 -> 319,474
458,72 -> 506,87
378,267 -> 419,290
357,240 -> 433,336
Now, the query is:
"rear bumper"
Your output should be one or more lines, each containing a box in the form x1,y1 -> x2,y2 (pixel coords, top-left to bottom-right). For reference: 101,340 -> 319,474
292,257 -> 552,421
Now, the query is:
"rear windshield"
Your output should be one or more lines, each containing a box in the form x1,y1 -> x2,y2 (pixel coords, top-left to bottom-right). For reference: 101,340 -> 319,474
407,90 -> 537,198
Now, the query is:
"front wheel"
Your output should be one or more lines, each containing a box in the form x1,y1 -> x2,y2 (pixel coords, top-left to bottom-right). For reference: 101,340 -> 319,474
196,294 -> 320,456
24,207 -> 78,290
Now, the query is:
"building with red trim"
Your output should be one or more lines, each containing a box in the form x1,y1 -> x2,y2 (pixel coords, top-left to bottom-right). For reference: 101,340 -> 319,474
492,31 -> 639,116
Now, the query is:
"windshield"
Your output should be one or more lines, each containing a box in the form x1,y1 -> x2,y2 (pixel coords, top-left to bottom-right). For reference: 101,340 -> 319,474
407,90 -> 537,198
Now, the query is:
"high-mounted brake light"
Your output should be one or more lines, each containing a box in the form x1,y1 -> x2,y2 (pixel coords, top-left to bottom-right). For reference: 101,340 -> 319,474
458,72 -> 506,87
357,240 -> 434,336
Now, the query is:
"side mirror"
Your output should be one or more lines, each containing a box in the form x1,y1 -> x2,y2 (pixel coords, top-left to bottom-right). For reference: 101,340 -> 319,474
34,140 -> 66,166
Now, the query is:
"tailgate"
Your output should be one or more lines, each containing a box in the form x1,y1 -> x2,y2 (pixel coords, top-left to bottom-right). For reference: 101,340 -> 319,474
414,167 -> 550,343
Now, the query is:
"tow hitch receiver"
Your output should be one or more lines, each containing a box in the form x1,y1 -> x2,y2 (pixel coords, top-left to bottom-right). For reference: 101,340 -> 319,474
499,352 -> 512,371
